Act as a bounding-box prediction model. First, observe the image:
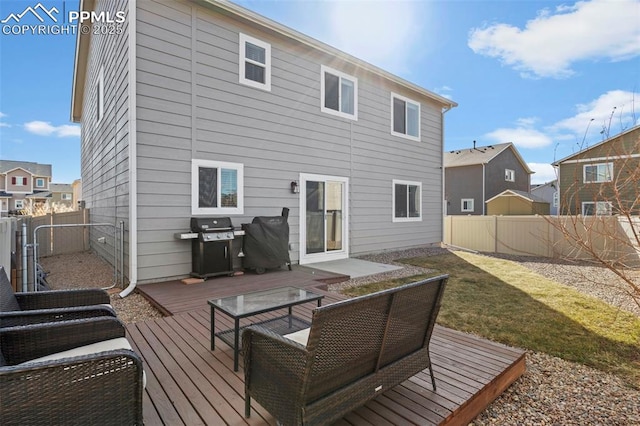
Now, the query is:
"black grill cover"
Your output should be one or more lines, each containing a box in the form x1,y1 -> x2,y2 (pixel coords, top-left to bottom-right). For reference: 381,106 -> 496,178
242,211 -> 291,271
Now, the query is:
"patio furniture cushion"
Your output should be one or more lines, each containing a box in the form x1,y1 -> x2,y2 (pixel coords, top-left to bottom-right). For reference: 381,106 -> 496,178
283,327 -> 310,346
22,337 -> 147,388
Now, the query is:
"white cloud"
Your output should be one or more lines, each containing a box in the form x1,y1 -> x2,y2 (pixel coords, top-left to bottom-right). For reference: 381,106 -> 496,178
551,90 -> 638,139
468,0 -> 640,78
0,111 -> 9,127
325,1 -> 423,74
24,121 -> 80,137
528,162 -> 558,184
485,118 -> 554,148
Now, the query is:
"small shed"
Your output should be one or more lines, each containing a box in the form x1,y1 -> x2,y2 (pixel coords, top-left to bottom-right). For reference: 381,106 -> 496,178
486,189 -> 550,216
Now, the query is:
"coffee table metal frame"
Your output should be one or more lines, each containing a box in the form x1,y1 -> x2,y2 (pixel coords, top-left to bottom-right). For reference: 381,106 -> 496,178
208,286 -> 324,371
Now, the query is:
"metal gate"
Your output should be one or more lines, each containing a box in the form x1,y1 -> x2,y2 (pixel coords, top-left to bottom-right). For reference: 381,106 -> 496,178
28,221 -> 125,292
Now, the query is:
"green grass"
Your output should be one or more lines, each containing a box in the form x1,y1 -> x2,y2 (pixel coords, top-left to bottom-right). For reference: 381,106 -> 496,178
342,251 -> 640,388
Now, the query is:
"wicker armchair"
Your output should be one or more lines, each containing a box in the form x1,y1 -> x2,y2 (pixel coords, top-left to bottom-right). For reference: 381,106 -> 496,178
243,275 -> 448,426
0,266 -> 116,327
0,316 -> 144,425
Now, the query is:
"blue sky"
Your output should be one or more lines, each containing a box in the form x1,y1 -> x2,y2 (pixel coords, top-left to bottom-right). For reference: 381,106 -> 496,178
1,0 -> 639,184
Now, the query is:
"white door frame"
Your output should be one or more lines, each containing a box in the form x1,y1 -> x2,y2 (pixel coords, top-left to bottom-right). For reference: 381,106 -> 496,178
299,173 -> 349,265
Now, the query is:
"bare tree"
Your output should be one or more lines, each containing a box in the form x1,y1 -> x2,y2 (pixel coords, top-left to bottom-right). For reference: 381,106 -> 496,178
549,126 -> 640,309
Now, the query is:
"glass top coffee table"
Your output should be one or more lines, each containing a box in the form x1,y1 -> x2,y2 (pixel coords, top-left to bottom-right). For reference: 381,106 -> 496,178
208,286 -> 324,371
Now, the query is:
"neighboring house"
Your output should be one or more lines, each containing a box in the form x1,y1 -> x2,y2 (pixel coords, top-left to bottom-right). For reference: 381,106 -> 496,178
72,179 -> 83,209
444,142 -> 532,215
486,189 -> 550,216
553,124 -> 640,216
71,0 -> 457,285
0,160 -> 52,216
531,180 -> 558,215
49,183 -> 76,208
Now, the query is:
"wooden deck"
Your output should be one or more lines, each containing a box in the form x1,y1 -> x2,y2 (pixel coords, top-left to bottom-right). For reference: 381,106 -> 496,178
131,267 -> 526,425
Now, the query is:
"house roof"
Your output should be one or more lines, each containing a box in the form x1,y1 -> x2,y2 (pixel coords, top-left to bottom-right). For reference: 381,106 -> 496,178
50,183 -> 73,192
0,191 -> 11,198
444,142 -> 533,173
552,123 -> 640,165
485,189 -> 547,204
531,179 -> 557,193
71,0 -> 457,122
0,160 -> 52,177
26,192 -> 52,199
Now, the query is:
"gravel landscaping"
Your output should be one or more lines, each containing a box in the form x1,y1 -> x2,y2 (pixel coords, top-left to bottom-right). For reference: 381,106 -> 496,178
39,248 -> 640,425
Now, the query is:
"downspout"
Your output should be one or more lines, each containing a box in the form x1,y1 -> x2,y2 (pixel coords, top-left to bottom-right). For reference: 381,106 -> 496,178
482,163 -> 486,215
441,104 -> 453,242
120,1 -> 138,298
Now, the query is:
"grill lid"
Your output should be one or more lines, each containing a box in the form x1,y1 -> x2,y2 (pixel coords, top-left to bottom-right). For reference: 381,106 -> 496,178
190,217 -> 233,233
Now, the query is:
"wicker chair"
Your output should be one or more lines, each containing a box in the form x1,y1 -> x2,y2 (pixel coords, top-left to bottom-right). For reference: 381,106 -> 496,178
0,265 -> 116,327
243,275 -> 448,426
0,316 -> 144,425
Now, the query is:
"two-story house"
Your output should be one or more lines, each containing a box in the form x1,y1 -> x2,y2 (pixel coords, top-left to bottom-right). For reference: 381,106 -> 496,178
0,160 -> 52,216
71,0 -> 457,286
531,180 -> 558,215
444,142 -> 532,215
552,124 -> 640,215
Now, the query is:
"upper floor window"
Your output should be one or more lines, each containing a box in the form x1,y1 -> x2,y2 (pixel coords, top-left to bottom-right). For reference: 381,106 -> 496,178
582,201 -> 612,216
461,198 -> 474,212
583,162 -> 613,183
391,93 -> 420,141
12,176 -> 27,186
321,65 -> 357,120
35,178 -> 45,188
192,159 -> 244,215
505,169 -> 515,182
61,193 -> 72,201
239,33 -> 271,91
96,66 -> 104,124
392,180 -> 421,222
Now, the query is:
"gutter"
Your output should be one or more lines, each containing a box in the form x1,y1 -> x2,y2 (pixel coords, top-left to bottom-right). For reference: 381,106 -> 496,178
441,104 -> 454,238
120,1 -> 138,298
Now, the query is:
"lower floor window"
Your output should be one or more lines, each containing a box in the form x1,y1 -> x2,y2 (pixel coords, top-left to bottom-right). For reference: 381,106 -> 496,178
461,198 -> 474,212
14,199 -> 24,210
393,180 -> 421,222
582,201 -> 612,216
192,159 -> 244,215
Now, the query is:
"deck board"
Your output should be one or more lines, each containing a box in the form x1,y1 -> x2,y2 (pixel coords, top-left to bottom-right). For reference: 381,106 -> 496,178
130,267 -> 526,425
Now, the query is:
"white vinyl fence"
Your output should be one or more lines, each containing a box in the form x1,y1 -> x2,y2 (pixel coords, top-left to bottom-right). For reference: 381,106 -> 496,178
444,215 -> 640,266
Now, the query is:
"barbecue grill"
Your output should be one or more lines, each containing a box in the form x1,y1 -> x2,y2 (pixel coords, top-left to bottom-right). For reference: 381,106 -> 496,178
190,217 -> 235,278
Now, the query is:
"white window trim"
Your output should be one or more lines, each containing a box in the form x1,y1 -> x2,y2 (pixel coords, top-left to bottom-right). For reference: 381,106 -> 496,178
392,179 -> 422,222
583,162 -> 613,183
35,178 -> 46,188
505,169 -> 515,182
96,66 -> 104,124
14,199 -> 24,210
461,198 -> 474,212
320,65 -> 358,121
61,193 -> 73,201
191,159 -> 244,215
13,176 -> 26,186
390,92 -> 421,142
581,201 -> 612,216
239,33 -> 271,91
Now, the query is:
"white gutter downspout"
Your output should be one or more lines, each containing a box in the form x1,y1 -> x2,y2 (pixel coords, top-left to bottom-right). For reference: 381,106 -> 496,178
120,0 -> 138,297
441,104 -> 454,241
482,163 -> 486,215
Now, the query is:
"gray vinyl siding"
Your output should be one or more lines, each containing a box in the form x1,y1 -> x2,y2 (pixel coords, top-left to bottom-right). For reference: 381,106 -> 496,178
484,149 -> 530,200
134,0 -> 445,283
80,0 -> 130,276
445,165 -> 484,215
